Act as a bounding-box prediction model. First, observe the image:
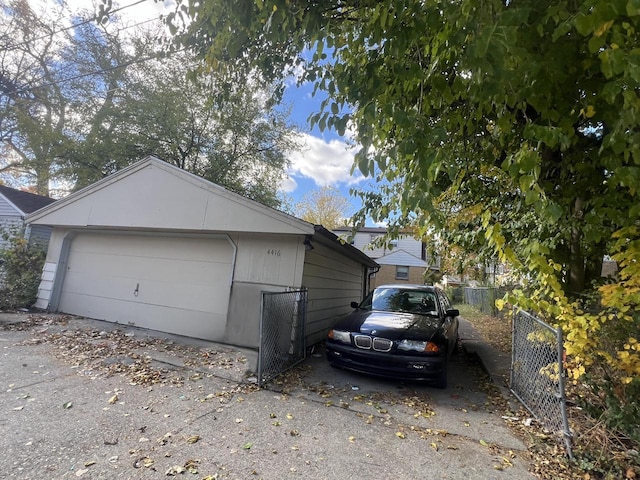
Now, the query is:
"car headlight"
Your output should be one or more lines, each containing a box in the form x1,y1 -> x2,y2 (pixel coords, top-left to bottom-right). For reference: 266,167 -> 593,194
328,330 -> 351,344
397,339 -> 440,353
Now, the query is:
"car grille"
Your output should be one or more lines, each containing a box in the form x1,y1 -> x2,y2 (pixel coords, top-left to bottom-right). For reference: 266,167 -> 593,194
372,337 -> 392,352
354,335 -> 392,352
354,335 -> 372,349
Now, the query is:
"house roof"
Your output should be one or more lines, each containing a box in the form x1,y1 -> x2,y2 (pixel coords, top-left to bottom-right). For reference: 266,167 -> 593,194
0,185 -> 56,215
375,249 -> 429,268
313,225 -> 379,268
333,226 -> 387,234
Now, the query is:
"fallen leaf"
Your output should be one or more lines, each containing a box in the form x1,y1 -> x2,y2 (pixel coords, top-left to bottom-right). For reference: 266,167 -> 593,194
75,469 -> 88,477
63,401 -> 73,409
396,432 -> 406,439
348,436 -> 356,443
84,461 -> 96,467
286,413 -> 294,420
184,459 -> 199,474
12,406 -> 24,411
479,439 -> 489,447
430,442 -> 439,451
242,442 -> 253,450
108,394 -> 118,404
186,435 -> 200,444
166,465 -> 185,475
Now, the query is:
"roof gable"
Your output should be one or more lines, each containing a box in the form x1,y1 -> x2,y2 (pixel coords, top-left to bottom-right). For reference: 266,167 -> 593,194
375,249 -> 428,267
0,185 -> 55,215
26,156 -> 314,235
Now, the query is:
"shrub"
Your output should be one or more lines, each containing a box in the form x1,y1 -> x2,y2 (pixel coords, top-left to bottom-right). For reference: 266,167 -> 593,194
0,233 -> 46,310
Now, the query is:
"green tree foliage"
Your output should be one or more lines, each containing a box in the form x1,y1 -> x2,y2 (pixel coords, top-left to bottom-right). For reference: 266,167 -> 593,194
295,186 -> 351,228
0,1 -> 298,207
174,0 -> 640,438
0,232 -> 46,309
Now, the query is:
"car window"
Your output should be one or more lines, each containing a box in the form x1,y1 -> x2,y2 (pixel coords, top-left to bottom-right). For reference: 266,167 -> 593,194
366,288 -> 438,315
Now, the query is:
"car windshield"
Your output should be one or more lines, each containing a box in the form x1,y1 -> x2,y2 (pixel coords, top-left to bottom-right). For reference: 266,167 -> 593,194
360,287 -> 439,315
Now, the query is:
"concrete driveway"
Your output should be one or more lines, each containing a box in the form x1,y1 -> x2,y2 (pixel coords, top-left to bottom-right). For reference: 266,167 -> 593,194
0,313 -> 534,479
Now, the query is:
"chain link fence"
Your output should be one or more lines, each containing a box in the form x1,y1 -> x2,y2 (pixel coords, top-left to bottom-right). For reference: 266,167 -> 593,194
464,287 -> 498,315
511,309 -> 573,457
258,289 -> 307,387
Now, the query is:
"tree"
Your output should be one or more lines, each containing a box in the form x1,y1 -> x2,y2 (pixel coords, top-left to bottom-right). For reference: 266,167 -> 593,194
1,2 -> 299,208
295,186 -> 351,229
174,0 -> 640,439
0,0 -> 70,194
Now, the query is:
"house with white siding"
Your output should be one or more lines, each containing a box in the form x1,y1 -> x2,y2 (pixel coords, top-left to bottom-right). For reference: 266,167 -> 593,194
26,156 -> 377,350
332,226 -> 440,287
0,185 -> 56,249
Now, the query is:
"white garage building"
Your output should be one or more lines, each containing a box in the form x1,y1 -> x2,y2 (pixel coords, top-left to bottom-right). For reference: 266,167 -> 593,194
27,156 -> 377,349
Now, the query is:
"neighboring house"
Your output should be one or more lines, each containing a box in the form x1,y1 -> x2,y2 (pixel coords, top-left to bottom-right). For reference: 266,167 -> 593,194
332,226 -> 440,288
26,156 -> 377,349
0,185 -> 56,249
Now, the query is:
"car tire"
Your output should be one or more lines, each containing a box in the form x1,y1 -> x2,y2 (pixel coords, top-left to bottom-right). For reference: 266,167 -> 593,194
435,358 -> 448,389
453,335 -> 460,354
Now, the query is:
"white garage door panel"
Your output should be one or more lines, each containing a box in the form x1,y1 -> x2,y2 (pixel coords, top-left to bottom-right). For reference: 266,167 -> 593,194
59,233 -> 233,340
60,293 -> 227,339
66,251 -> 226,286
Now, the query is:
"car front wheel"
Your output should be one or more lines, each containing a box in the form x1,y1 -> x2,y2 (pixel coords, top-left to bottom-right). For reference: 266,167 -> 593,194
435,358 -> 448,389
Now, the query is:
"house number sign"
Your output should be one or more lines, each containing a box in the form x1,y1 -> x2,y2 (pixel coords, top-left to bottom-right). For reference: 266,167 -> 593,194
266,249 -> 281,256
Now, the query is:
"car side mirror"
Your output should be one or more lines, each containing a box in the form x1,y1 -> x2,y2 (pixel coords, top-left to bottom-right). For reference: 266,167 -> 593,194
446,309 -> 460,317
351,301 -> 360,309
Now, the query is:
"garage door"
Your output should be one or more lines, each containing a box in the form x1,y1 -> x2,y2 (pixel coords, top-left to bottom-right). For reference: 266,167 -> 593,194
58,233 -> 234,340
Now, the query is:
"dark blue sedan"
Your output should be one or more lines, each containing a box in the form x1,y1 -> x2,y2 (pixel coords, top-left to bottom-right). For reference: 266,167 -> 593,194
326,284 -> 460,388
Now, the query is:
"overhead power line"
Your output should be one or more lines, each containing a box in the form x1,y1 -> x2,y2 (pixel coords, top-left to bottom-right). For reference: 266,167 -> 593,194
8,45 -> 188,96
4,0 -> 153,52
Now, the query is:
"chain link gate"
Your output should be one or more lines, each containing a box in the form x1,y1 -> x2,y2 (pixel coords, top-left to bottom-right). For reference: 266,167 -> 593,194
258,289 -> 307,387
511,309 -> 573,457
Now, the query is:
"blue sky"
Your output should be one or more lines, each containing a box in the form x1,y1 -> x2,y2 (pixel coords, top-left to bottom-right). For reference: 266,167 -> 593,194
280,73 -> 373,220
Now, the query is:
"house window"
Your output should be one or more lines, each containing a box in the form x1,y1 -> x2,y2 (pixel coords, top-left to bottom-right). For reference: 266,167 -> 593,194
396,266 -> 409,280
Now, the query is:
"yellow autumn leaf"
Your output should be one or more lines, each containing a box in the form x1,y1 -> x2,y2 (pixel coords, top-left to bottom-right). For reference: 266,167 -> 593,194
395,432 -> 405,439
348,436 -> 356,443
108,394 -> 118,404
186,435 -> 200,444
430,442 -> 438,451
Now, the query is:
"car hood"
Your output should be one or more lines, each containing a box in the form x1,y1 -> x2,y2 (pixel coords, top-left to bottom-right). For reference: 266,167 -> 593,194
333,310 -> 442,341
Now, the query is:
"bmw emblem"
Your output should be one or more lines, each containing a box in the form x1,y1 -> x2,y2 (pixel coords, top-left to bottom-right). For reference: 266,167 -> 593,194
371,330 -> 377,336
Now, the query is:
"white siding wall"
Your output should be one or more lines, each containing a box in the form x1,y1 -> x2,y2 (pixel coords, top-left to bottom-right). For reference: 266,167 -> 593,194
302,243 -> 365,346
0,216 -> 22,249
347,231 -> 423,260
224,234 -> 306,347
0,191 -> 23,249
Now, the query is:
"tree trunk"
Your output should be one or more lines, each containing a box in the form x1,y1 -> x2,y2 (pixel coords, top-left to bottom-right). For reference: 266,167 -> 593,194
567,197 -> 585,294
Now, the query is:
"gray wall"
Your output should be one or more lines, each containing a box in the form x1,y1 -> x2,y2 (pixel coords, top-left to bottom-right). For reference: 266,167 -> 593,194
302,242 -> 366,346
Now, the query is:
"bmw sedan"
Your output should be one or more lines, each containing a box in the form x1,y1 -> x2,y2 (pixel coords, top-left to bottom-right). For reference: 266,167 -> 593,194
326,284 -> 460,388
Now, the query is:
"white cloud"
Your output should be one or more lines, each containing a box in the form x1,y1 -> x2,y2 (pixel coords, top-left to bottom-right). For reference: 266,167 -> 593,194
286,133 -> 365,189
280,175 -> 298,193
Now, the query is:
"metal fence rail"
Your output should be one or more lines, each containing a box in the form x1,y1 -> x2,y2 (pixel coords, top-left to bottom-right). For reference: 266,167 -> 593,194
511,309 -> 573,457
258,289 -> 307,387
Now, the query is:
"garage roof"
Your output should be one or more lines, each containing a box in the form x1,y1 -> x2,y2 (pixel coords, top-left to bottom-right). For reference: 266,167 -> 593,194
26,156 -> 314,236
